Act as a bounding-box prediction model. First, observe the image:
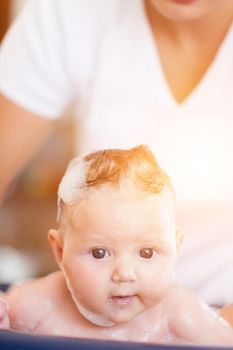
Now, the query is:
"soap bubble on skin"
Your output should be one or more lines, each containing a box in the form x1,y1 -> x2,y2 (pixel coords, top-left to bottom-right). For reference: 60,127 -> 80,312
75,302 -> 115,327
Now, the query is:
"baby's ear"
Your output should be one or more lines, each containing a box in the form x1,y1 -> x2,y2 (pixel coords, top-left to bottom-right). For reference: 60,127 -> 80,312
176,228 -> 184,251
47,229 -> 63,266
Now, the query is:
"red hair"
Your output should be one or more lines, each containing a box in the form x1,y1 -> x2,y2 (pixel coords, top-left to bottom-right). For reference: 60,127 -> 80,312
58,145 -> 173,225
84,145 -> 172,194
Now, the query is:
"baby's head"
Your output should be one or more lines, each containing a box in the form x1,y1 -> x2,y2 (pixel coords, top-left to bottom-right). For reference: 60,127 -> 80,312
48,145 -> 182,326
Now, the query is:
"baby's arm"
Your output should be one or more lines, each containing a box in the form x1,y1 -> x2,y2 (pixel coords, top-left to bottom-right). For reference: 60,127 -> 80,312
0,276 -> 55,333
0,281 -> 41,332
168,286 -> 233,346
0,298 -> 10,330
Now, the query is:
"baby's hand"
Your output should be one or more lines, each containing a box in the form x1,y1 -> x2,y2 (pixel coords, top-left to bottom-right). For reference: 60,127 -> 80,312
0,299 -> 10,330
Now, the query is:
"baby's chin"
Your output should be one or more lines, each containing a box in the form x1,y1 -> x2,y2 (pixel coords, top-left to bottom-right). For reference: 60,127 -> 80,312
75,298 -> 143,327
107,312 -> 138,325
78,304 -> 138,327
100,305 -> 145,326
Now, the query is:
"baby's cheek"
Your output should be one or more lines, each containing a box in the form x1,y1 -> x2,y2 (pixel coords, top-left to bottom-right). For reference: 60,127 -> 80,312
69,268 -> 91,291
68,263 -> 104,299
141,262 -> 175,301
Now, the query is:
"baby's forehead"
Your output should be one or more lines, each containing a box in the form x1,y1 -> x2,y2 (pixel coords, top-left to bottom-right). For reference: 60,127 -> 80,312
62,180 -> 174,216
90,182 -> 174,203
61,187 -> 176,251
63,184 -> 175,232
70,182 -> 172,208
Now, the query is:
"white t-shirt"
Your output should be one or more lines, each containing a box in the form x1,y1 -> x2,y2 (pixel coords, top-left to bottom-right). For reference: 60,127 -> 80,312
0,0 -> 233,305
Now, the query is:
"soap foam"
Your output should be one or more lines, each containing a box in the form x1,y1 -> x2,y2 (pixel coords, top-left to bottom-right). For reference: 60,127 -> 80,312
57,157 -> 89,221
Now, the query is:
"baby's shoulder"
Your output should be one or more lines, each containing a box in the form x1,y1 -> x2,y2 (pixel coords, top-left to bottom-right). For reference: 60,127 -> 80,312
6,271 -> 65,303
164,285 -> 233,345
164,284 -> 214,341
6,271 -> 66,332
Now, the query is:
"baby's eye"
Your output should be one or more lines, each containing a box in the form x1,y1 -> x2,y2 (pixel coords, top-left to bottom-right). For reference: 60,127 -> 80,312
139,247 -> 156,259
91,248 -> 109,259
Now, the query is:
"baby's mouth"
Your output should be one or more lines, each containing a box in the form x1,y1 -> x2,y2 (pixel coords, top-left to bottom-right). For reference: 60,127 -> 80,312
110,295 -> 136,306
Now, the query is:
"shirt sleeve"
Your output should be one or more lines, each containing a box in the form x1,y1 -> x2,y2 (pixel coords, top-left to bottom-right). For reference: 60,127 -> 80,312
0,0 -> 74,118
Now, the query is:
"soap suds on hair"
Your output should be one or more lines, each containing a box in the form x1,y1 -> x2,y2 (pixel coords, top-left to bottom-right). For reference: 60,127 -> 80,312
57,157 -> 89,221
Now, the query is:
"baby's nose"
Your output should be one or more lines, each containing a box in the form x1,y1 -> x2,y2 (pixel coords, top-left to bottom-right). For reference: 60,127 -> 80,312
111,257 -> 137,283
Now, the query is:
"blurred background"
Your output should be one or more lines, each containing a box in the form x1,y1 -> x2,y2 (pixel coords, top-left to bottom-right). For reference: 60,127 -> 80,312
0,0 -> 75,288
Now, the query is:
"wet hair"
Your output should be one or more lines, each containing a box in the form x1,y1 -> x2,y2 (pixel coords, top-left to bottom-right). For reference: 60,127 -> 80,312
57,145 -> 173,223
84,145 -> 171,192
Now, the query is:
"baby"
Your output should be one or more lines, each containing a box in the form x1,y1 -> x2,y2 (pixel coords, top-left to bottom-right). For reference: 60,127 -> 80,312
1,145 -> 233,345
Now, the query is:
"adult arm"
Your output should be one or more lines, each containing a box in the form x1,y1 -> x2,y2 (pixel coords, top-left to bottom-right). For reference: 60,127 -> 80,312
0,0 -> 76,201
0,94 -> 54,199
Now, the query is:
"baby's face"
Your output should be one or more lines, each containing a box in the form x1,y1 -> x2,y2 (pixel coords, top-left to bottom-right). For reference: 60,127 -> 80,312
58,186 -> 178,325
